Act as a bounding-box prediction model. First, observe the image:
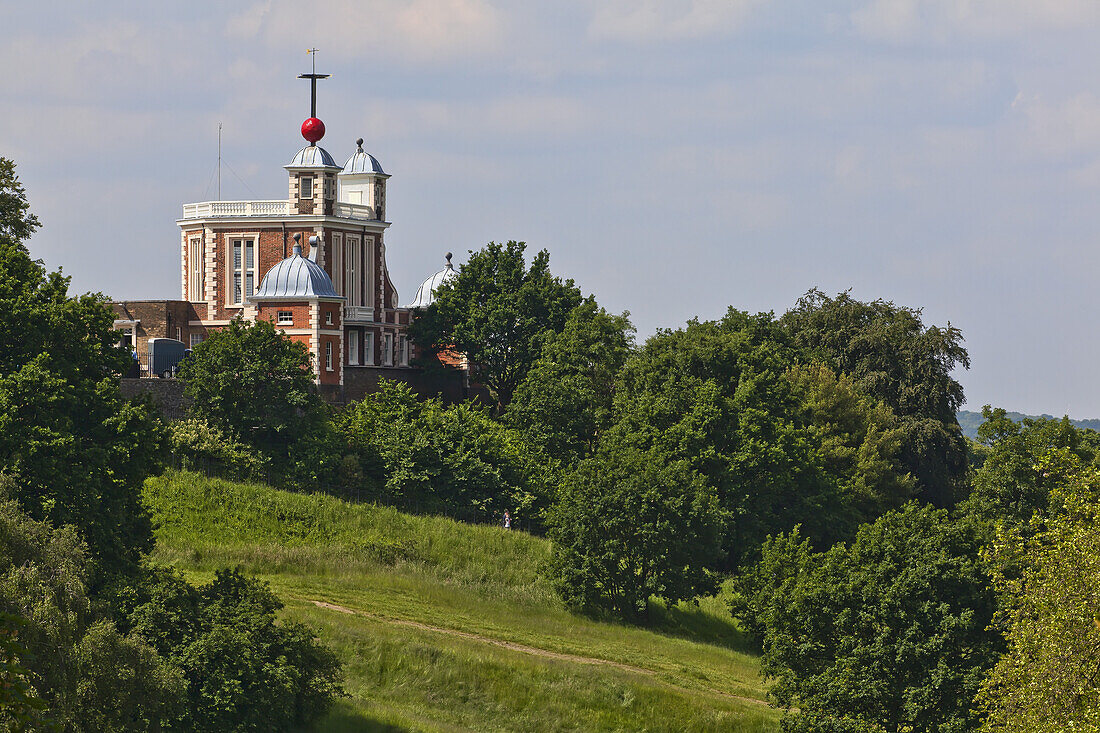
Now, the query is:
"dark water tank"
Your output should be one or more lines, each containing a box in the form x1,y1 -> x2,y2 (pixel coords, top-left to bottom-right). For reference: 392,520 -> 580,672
147,338 -> 187,378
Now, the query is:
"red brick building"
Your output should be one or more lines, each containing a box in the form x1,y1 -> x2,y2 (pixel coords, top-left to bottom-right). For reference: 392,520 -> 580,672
111,71 -> 473,402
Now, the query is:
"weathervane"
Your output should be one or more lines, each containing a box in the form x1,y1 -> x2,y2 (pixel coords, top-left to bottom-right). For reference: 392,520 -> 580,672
298,48 -> 330,145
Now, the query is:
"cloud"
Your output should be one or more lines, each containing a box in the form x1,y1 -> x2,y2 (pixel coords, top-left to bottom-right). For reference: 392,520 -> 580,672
851,0 -> 1100,43
587,0 -> 766,41
230,0 -> 505,64
1012,91 -> 1100,160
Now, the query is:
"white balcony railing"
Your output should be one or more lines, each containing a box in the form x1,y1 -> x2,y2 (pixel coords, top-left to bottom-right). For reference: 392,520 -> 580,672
344,306 -> 375,323
333,201 -> 378,221
181,200 -> 291,219
181,199 -> 382,221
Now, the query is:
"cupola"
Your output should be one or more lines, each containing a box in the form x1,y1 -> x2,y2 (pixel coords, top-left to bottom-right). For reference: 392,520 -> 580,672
337,138 -> 390,220
407,253 -> 458,308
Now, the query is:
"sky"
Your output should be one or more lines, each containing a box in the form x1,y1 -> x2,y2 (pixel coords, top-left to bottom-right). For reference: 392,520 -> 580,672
2,0 -> 1100,417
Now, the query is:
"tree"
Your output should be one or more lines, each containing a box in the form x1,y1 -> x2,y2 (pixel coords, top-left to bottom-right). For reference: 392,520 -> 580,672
0,485 -> 183,730
977,464 -> 1100,733
122,568 -> 343,732
752,504 -> 999,733
337,381 -> 551,520
788,363 -> 915,525
0,157 -> 162,584
547,444 -> 724,620
962,405 -> 1100,531
177,317 -> 333,478
507,299 -> 634,462
408,241 -> 583,410
781,289 -> 970,506
606,309 -> 912,566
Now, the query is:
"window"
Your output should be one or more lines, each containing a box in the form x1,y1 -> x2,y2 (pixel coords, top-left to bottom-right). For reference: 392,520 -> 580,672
348,330 -> 359,365
344,237 -> 361,307
325,341 -> 333,371
300,175 -> 313,199
277,311 -> 293,325
331,233 -> 343,294
325,310 -> 333,325
229,238 -> 257,305
398,335 -> 409,366
383,333 -> 393,366
189,333 -> 203,348
188,237 -> 203,301
364,332 -> 375,365
175,327 -> 182,342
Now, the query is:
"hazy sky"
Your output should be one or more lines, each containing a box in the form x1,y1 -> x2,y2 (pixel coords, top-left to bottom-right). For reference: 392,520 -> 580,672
3,1 -> 1100,416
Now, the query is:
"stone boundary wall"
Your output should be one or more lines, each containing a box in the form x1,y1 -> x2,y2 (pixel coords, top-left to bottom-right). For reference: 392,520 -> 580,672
119,378 -> 189,420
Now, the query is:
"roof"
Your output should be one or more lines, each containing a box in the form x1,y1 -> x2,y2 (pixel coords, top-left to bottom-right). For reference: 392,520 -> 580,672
251,244 -> 343,301
341,138 -> 386,175
407,253 -> 458,308
286,144 -> 339,169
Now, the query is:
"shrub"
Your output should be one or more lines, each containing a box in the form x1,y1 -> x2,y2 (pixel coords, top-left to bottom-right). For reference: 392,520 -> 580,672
548,446 -> 723,620
125,568 -> 343,732
166,418 -> 269,481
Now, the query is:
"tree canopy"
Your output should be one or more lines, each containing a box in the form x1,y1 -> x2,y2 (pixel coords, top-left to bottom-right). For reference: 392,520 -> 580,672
408,241 -> 584,411
0,158 -> 161,583
781,289 -> 970,506
751,504 -> 1000,733
506,298 -> 634,462
547,444 -> 723,619
977,462 -> 1100,732
177,317 -> 333,481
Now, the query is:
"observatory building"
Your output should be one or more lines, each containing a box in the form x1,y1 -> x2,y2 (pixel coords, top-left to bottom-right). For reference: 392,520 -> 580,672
112,66 -> 461,401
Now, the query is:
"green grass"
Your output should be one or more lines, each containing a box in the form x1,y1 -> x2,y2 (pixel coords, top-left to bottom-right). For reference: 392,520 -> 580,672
145,471 -> 779,732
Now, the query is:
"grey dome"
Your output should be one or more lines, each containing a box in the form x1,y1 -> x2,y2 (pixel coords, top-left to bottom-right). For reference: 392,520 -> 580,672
407,254 -> 457,308
286,145 -> 338,169
341,139 -> 385,175
251,246 -> 343,301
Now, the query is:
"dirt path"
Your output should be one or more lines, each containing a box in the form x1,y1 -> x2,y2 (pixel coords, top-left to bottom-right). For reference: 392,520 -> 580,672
306,599 -> 770,708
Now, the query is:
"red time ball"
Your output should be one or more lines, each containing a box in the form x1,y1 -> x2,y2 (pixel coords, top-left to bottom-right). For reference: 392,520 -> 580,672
301,117 -> 325,144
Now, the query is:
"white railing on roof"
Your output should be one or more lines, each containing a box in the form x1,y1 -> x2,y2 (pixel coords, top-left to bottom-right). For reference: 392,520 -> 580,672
343,306 -> 375,323
333,201 -> 377,221
181,200 -> 291,218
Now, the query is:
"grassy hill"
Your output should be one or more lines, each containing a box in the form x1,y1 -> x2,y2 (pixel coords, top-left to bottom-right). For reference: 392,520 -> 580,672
144,471 -> 779,732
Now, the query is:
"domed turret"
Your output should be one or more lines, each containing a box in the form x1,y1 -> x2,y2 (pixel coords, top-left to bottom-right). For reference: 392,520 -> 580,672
341,138 -> 385,174
286,144 -> 338,169
407,253 -> 457,308
251,239 -> 342,301
337,138 -> 389,220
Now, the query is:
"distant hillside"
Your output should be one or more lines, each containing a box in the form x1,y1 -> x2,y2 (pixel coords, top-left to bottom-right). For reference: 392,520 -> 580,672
957,409 -> 1100,440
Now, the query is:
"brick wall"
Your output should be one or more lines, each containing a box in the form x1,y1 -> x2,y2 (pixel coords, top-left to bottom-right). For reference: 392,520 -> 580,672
110,301 -> 203,359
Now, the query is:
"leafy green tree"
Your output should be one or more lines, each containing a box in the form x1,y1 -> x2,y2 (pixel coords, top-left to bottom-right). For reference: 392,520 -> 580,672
0,486 -> 183,731
337,381 -> 550,519
962,405 -> 1100,531
177,318 -> 335,481
0,157 -> 161,584
753,504 -> 999,733
408,241 -> 583,411
123,568 -> 343,732
507,299 -> 634,462
547,444 -> 724,620
977,464 -> 1100,733
608,309 -> 911,565
0,612 -> 46,730
781,289 -> 970,506
789,363 -> 915,524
